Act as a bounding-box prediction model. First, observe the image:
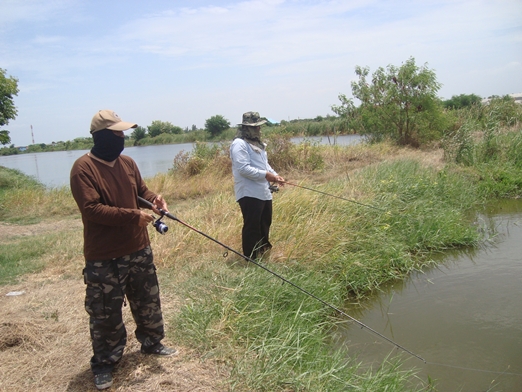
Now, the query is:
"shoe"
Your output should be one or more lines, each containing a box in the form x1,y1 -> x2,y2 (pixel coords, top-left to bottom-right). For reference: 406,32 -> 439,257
141,343 -> 179,356
94,372 -> 113,390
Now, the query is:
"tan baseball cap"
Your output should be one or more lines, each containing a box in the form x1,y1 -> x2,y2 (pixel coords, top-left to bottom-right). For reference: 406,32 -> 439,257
90,109 -> 138,133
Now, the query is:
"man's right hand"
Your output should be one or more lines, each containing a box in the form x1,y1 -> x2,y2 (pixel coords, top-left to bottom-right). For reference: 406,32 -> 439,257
138,210 -> 155,227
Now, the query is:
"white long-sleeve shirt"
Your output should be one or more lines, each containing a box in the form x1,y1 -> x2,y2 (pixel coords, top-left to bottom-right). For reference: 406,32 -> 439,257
230,138 -> 278,202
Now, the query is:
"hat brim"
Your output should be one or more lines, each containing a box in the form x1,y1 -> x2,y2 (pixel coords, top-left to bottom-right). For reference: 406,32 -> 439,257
106,122 -> 138,131
238,120 -> 267,126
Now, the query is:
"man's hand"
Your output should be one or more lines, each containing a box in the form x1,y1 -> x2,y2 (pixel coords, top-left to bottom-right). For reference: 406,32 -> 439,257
266,172 -> 285,186
138,210 -> 155,227
152,195 -> 169,214
274,175 -> 285,187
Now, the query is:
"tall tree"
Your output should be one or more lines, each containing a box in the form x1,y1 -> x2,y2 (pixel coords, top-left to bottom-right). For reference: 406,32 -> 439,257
131,126 -> 147,143
205,115 -> 230,137
0,68 -> 19,145
334,57 -> 446,147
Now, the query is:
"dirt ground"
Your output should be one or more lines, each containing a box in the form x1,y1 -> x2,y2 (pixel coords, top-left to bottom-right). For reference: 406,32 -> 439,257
0,221 -> 229,392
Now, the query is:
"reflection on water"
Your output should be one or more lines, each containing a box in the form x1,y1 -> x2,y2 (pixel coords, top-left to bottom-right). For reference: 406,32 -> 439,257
0,135 -> 362,188
340,199 -> 522,392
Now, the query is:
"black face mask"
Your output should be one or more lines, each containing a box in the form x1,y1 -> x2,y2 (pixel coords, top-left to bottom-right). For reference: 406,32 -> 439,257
90,129 -> 125,162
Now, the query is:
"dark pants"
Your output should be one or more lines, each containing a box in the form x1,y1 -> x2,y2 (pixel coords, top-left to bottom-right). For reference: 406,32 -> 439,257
238,196 -> 273,258
83,246 -> 165,375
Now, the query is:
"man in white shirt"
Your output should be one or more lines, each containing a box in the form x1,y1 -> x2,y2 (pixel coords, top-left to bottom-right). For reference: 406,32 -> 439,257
230,112 -> 285,259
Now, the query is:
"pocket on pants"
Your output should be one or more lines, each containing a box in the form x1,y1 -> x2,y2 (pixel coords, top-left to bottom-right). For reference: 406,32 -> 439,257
83,264 -> 113,319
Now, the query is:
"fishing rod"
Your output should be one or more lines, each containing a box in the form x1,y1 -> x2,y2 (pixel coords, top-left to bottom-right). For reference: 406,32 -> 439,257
138,196 -> 425,363
272,181 -> 385,212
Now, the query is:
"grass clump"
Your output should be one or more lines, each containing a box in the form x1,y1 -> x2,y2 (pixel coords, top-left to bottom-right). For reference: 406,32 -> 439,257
0,235 -> 57,285
0,166 -> 80,223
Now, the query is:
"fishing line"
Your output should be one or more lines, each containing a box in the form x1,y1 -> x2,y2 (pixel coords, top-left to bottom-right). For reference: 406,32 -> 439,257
424,362 -> 522,377
138,196 -> 425,363
278,181 -> 386,212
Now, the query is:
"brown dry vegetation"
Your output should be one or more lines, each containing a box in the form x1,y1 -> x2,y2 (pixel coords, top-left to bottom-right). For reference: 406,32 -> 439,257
0,144 -> 445,391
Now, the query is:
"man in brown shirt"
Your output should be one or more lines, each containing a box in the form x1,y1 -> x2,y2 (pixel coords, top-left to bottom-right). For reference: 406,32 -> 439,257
70,110 -> 177,390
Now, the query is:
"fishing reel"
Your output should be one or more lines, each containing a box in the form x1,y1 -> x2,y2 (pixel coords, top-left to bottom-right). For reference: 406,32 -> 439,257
152,214 -> 169,234
269,183 -> 279,193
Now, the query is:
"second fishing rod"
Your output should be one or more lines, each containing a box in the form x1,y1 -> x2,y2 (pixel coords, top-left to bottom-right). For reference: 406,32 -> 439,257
269,181 -> 386,212
138,196 -> 425,363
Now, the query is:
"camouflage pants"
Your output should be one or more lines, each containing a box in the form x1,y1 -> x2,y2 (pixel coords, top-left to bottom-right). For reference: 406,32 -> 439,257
83,246 -> 165,375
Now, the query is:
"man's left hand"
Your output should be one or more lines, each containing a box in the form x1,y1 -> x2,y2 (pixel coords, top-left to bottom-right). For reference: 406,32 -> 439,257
153,195 -> 169,214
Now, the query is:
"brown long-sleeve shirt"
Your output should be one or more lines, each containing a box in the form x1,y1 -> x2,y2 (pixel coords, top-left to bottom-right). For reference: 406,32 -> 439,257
70,153 -> 157,260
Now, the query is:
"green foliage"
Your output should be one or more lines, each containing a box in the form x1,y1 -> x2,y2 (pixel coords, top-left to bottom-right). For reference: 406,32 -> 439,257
0,236 -> 49,285
442,96 -> 522,169
274,158 -> 482,296
0,68 -> 19,145
147,120 -> 182,137
337,57 -> 447,147
266,134 -> 325,172
0,145 -> 20,156
0,130 -> 10,145
443,93 -> 482,109
131,126 -> 147,144
172,141 -> 229,176
0,166 -> 42,192
205,114 -> 231,137
276,116 -> 352,137
481,95 -> 522,127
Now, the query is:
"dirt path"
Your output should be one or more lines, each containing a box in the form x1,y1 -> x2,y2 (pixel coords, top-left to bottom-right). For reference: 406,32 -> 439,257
0,222 -> 228,392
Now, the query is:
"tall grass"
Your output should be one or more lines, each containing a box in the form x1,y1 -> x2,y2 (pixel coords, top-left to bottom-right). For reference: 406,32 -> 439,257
442,100 -> 522,198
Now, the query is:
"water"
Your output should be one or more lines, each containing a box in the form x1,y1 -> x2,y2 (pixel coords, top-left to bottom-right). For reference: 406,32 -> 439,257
0,135 -> 362,188
340,200 -> 522,391
0,144 -> 194,188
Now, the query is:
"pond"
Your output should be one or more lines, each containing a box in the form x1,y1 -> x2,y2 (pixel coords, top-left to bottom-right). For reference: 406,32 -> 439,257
339,199 -> 522,391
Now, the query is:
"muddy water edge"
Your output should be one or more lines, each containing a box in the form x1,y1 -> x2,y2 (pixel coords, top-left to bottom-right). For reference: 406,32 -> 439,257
339,199 -> 522,392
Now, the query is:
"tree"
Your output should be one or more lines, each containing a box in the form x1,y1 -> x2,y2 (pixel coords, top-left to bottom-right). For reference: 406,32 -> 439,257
205,115 -> 230,137
147,120 -> 182,137
0,68 -> 19,145
443,94 -> 482,109
131,126 -> 147,142
335,57 -> 446,147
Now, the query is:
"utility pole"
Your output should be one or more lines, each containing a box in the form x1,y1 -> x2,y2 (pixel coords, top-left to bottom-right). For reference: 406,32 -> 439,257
31,125 -> 35,144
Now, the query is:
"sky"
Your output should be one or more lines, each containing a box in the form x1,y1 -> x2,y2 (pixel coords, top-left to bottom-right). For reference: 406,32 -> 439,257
1,0 -> 521,146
